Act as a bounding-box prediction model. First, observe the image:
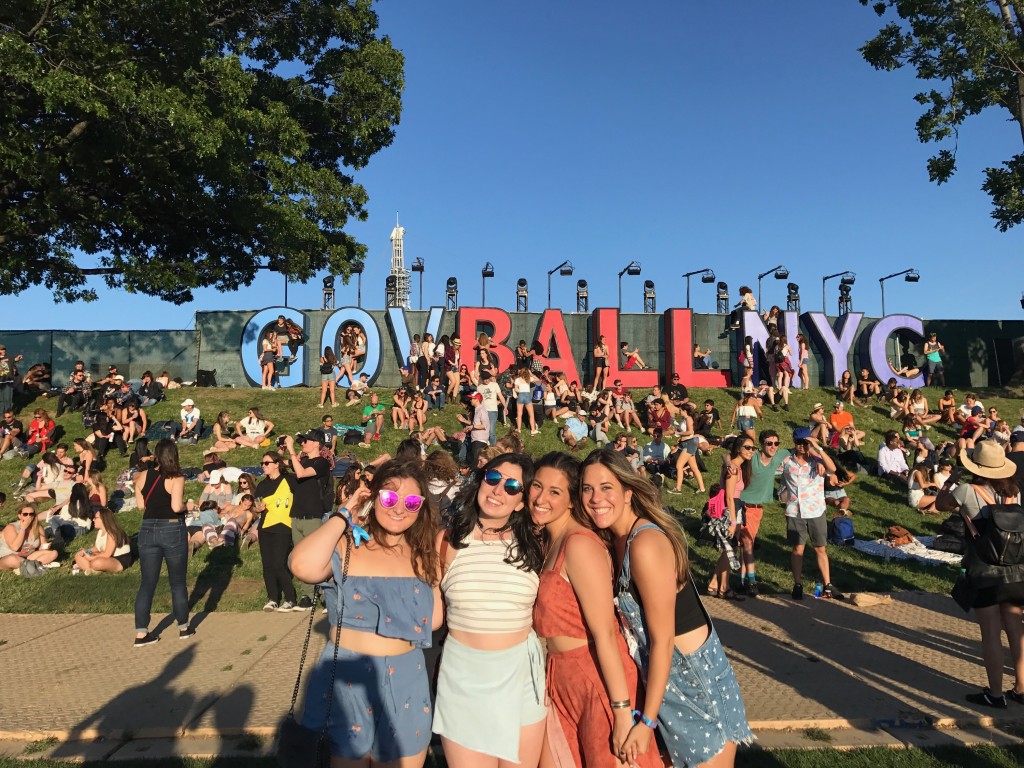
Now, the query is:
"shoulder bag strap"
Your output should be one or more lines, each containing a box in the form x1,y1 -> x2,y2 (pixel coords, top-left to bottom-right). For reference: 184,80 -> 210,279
286,531 -> 353,721
143,472 -> 162,509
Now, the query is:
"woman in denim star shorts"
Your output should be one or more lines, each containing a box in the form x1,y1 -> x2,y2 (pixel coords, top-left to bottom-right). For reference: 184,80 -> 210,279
581,449 -> 754,767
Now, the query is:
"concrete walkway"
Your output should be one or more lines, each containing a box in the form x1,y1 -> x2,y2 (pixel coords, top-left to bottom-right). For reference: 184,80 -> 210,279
0,592 -> 1022,760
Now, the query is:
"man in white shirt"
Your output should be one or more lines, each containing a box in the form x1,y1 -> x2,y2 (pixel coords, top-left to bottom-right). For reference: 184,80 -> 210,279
467,392 -> 489,467
780,427 -> 837,600
876,430 -> 910,481
172,399 -> 203,444
476,371 -> 506,446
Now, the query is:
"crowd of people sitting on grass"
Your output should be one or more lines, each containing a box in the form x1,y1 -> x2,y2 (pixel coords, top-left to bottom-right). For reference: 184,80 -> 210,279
1,325 -> 1023,735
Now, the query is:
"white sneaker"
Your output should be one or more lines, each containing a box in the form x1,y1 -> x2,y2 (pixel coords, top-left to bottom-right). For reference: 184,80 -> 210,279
263,601 -> 279,613
277,601 -> 295,612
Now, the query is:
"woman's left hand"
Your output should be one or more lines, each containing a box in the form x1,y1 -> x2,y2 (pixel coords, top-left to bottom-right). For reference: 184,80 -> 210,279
611,707 -> 633,759
620,722 -> 653,764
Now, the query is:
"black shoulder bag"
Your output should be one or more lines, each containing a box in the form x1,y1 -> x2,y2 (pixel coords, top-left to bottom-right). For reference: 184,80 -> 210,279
276,533 -> 352,768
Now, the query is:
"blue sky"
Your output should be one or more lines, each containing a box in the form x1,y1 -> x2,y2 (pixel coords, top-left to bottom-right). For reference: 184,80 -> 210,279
7,0 -> 1022,328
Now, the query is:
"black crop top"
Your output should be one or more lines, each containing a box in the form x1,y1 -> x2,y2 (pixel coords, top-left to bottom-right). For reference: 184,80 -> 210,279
627,574 -> 709,636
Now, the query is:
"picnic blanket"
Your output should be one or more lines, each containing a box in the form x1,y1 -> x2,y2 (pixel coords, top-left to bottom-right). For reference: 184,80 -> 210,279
852,535 -> 962,566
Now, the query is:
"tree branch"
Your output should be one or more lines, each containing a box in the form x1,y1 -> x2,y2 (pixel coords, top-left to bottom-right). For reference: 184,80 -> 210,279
23,0 -> 52,41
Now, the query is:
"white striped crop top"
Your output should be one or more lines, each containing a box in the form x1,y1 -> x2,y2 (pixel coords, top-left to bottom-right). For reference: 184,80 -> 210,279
441,538 -> 539,634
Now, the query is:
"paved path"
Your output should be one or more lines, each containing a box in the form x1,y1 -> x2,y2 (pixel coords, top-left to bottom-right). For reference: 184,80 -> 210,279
0,592 -> 1022,759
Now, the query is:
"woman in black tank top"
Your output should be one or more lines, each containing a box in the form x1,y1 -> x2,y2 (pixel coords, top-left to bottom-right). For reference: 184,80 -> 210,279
132,438 -> 191,647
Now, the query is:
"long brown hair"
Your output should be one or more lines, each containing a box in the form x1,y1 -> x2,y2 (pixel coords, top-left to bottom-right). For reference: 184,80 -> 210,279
533,451 -> 590,531
580,448 -> 690,585
153,439 -> 182,478
365,461 -> 440,586
94,507 -> 129,549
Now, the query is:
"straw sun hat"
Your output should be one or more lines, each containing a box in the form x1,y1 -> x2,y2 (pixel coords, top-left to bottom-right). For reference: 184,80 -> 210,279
959,440 -> 1016,480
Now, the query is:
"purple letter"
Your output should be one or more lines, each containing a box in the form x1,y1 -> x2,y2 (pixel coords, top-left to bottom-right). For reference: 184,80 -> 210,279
802,312 -> 864,386
862,314 -> 925,389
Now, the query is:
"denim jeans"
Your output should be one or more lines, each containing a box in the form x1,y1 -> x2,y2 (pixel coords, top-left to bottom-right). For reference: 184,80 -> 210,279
134,519 -> 190,633
49,519 -> 89,543
426,392 -> 446,410
487,411 -> 498,446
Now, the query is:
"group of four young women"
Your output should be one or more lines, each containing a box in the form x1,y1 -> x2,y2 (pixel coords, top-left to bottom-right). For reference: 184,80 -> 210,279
290,449 -> 751,768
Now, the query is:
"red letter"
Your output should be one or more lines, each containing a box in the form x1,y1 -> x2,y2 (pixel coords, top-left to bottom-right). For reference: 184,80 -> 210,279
664,309 -> 730,387
533,310 -> 581,386
592,308 -> 659,388
457,308 -> 514,373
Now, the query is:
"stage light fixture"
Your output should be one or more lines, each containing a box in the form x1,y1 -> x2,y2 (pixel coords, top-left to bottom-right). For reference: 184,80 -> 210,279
516,278 -> 529,312
576,279 -> 589,313
756,265 -> 789,308
481,262 -> 494,305
446,277 -> 458,311
716,281 -> 730,315
786,282 -> 800,313
385,275 -> 398,308
643,280 -> 656,314
322,275 -> 335,310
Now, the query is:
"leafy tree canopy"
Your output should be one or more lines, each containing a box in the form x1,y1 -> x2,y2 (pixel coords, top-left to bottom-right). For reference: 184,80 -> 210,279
859,0 -> 1024,231
0,0 -> 403,302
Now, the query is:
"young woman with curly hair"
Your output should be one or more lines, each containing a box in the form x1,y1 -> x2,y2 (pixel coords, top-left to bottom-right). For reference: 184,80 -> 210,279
290,460 -> 441,766
434,453 -> 546,768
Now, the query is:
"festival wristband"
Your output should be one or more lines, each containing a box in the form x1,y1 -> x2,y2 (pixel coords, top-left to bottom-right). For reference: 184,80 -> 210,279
632,710 -> 658,729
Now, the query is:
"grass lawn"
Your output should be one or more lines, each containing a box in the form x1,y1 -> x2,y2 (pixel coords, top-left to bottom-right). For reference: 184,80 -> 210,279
1,383 -> 1017,613
3,744 -> 1024,767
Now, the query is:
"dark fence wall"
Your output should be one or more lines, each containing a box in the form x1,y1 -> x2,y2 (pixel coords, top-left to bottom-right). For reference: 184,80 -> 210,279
0,329 -> 199,383
3,312 -> 1022,391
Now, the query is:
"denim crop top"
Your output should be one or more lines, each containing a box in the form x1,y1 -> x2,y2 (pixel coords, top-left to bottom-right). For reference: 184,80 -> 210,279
323,549 -> 433,649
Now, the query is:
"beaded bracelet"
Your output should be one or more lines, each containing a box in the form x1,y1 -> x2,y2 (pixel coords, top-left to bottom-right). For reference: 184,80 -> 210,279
632,710 -> 658,729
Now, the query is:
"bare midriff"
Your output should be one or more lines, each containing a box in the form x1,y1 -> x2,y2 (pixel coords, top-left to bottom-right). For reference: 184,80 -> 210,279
335,627 -> 416,656
448,627 -> 532,651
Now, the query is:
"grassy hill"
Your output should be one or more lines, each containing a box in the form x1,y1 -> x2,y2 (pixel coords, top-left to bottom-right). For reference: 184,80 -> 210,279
1,383 -> 1015,613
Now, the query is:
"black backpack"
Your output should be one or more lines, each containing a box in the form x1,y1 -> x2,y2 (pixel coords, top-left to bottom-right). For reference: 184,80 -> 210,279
968,486 -> 1024,567
320,472 -> 335,515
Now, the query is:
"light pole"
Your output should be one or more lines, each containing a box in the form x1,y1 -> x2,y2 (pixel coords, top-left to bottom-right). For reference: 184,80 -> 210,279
757,265 -> 789,310
351,260 -> 364,308
879,268 -> 919,316
822,271 -> 856,314
547,260 -> 574,309
618,261 -> 642,309
682,268 -> 715,309
481,262 -> 494,306
411,257 -> 425,310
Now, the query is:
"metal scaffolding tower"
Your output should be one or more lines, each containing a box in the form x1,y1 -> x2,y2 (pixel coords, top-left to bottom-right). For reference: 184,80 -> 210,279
389,215 -> 411,309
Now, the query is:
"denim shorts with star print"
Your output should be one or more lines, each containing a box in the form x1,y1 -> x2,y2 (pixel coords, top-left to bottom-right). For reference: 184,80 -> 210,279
658,627 -> 755,766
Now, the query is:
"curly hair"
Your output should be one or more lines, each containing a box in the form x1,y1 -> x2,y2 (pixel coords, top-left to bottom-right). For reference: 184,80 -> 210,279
448,453 -> 542,573
364,461 -> 440,586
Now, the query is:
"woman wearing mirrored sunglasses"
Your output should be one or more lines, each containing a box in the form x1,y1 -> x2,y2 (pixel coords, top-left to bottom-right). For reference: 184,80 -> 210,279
290,460 -> 441,766
581,449 -> 752,768
434,453 -> 546,768
529,452 -> 661,768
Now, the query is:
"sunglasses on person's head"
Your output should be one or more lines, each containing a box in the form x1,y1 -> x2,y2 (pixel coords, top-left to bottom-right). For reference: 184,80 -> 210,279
378,489 -> 424,513
483,469 -> 524,495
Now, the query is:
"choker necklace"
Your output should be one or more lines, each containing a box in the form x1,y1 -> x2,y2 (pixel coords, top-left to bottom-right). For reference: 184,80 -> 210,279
477,520 -> 512,541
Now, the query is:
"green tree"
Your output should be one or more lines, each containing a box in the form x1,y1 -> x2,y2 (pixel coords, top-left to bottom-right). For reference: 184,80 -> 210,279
859,0 -> 1024,230
0,0 -> 403,303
